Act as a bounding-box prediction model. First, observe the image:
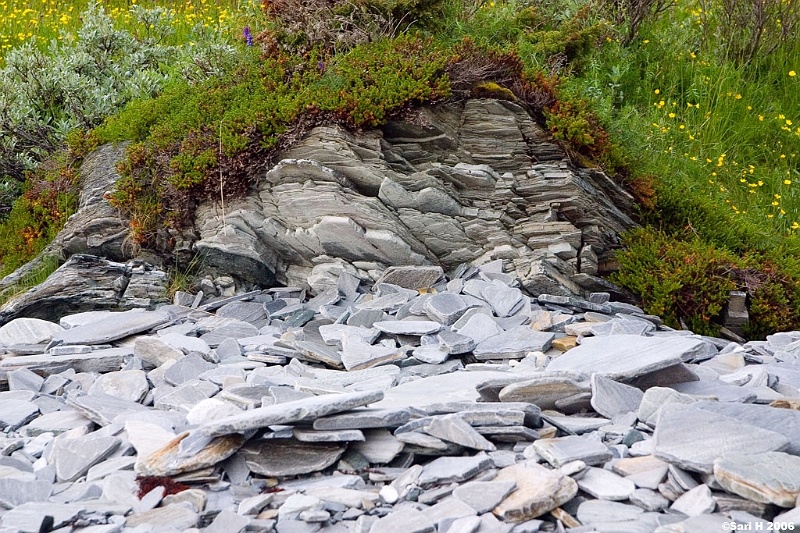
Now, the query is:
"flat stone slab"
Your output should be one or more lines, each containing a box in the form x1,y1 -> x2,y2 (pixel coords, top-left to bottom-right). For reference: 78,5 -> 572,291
576,467 -> 636,500
240,439 -> 345,477
374,370 -> 521,410
424,293 -> 468,325
1,503 -> 85,531
423,414 -> 496,451
492,463 -> 578,523
136,431 -> 245,477
125,504 -> 199,530
670,484 -> 716,516
638,387 -> 697,427
533,436 -> 613,467
341,336 -> 405,371
453,480 -> 517,514
376,266 -> 443,289
473,326 -> 555,360
88,369 -> 148,402
497,372 -> 590,410
293,428 -> 365,442
671,379 -> 756,403
454,313 -> 504,345
0,479 -> 52,509
0,318 -> 63,346
368,508 -> 436,533
418,454 -> 495,486
25,409 -> 92,436
653,403 -> 790,473
0,399 -> 39,430
52,435 -> 121,482
546,335 -> 708,380
313,408 -> 411,430
374,320 -> 442,336
590,374 -> 644,418
351,429 -> 405,464
201,390 -> 384,436
694,401 -> 800,455
51,310 -> 171,345
67,392 -> 150,425
714,451 -> 800,507
0,348 -> 130,375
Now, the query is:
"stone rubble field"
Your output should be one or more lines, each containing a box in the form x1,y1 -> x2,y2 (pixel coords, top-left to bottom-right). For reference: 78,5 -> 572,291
0,263 -> 799,533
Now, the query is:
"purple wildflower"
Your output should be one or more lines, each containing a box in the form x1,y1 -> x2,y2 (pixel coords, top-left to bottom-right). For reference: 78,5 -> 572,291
243,27 -> 253,47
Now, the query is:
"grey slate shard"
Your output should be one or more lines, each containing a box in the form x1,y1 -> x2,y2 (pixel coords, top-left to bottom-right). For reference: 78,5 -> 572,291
201,390 -> 384,436
313,408 -> 412,430
546,335 -> 709,380
7,368 -> 44,392
50,310 -> 171,345
481,284 -> 524,318
693,401 -> 800,454
423,414 -> 496,451
713,451 -> 800,507
670,379 -> 757,403
199,321 -> 260,347
533,435 -> 613,467
412,345 -> 450,364
341,336 -> 404,371
437,330 -> 476,355
590,374 -> 644,418
424,293 -> 468,326
293,428 -> 365,442
0,479 -> 52,509
452,480 -> 517,514
0,502 -> 85,532
52,435 -> 121,482
0,400 -> 39,430
0,348 -> 130,375
375,266 -> 444,290
497,372 -> 590,410
453,313 -> 503,345
652,403 -> 790,473
473,326 -> 555,360
66,392 -> 150,426
418,453 -> 494,486
240,439 -> 346,477
295,340 -> 343,368
215,301 -> 268,326
374,320 -> 442,336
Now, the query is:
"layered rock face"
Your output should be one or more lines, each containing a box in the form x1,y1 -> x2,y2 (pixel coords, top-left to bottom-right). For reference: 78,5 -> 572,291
0,98 -> 636,324
194,99 -> 636,297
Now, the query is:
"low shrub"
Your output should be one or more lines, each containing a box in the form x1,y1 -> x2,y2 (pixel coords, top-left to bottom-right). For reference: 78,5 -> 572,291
0,3 -> 239,203
98,34 -> 451,246
612,227 -> 800,338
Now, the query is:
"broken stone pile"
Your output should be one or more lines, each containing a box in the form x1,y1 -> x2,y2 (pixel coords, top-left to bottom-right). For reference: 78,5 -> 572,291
0,263 -> 799,533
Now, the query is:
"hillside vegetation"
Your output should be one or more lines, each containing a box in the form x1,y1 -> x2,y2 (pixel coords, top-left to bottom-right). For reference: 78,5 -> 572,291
0,0 -> 799,337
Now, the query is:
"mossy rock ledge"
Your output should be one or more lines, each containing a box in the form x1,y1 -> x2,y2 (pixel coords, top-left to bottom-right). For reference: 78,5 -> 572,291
0,98 -> 637,323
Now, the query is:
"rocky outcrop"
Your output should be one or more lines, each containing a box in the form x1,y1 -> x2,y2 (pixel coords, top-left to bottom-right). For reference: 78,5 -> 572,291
194,99 -> 636,297
0,98 -> 637,324
0,254 -> 168,323
0,143 -> 129,298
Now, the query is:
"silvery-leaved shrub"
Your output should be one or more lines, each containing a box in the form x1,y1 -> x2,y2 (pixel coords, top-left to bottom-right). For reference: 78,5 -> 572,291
0,3 -> 238,200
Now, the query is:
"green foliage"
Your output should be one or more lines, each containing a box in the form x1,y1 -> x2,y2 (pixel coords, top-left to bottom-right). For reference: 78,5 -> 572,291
0,2 -> 239,197
0,153 -> 81,276
613,228 -> 800,338
98,34 -> 451,245
611,228 -> 739,335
